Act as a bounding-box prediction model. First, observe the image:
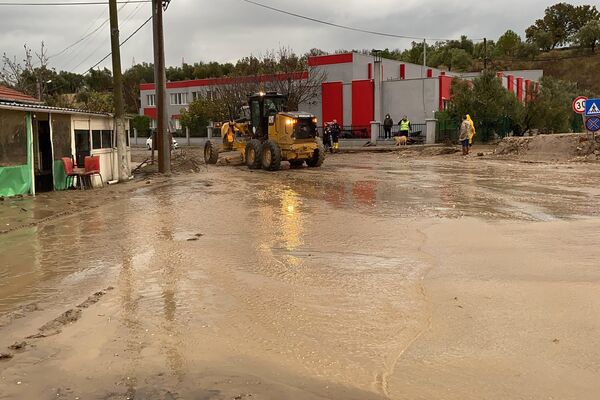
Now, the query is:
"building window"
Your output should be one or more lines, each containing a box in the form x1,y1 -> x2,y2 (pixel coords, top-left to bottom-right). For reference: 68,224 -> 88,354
192,91 -> 200,101
147,94 -> 155,106
206,90 -> 215,101
173,119 -> 181,130
170,92 -> 188,105
91,129 -> 113,149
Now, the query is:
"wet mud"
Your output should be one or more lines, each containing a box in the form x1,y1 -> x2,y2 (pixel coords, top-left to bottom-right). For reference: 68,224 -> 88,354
1,152 -> 600,399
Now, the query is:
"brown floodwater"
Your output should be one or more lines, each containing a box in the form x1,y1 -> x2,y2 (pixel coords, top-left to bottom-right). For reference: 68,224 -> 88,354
1,153 -> 599,399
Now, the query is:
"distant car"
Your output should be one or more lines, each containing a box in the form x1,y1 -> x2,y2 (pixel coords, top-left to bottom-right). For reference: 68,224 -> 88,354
146,136 -> 178,150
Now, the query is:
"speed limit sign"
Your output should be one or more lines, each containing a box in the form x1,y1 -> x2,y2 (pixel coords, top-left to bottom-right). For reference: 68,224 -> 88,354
573,96 -> 588,114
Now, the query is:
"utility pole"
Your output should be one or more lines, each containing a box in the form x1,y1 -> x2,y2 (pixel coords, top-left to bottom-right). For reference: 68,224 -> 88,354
153,0 -> 171,174
423,39 -> 427,77
109,0 -> 130,182
483,37 -> 488,70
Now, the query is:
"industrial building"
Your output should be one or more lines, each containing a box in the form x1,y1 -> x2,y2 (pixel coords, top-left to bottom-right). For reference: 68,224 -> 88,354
139,52 -> 543,142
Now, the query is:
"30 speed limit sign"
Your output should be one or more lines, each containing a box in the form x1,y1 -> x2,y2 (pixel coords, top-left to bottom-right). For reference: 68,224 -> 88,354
573,96 -> 588,114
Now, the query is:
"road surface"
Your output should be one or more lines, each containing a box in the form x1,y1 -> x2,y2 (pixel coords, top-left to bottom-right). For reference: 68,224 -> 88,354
1,153 -> 599,399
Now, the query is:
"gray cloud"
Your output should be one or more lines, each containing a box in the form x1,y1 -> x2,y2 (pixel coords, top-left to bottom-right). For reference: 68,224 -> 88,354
0,0 -> 594,73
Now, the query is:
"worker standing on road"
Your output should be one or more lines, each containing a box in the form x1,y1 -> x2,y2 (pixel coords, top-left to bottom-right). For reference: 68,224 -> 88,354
383,114 -> 394,139
323,123 -> 333,153
398,116 -> 411,138
466,114 -> 476,148
459,115 -> 471,156
330,119 -> 341,153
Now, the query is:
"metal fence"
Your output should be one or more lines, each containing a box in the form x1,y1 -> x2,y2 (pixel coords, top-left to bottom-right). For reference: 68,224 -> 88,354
436,117 -> 513,144
379,123 -> 426,142
317,125 -> 371,139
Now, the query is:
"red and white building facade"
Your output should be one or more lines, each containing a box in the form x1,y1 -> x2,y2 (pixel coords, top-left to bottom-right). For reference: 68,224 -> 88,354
139,52 -> 543,142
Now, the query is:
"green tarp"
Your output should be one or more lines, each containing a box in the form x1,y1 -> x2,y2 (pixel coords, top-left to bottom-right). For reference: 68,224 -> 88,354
0,165 -> 32,197
53,160 -> 67,191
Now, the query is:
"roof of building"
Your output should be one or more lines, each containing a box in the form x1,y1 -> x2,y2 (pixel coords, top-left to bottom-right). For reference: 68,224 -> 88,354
0,85 -> 42,104
0,100 -> 113,117
140,71 -> 309,91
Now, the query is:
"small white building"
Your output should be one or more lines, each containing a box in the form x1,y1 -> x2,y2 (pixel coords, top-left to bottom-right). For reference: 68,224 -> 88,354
0,86 -> 131,197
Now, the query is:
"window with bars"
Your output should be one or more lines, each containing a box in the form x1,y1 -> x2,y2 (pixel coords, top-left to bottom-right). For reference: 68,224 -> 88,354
147,94 -> 155,106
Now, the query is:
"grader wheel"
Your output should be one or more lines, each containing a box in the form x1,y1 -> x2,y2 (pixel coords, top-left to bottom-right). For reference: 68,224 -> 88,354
245,139 -> 262,169
306,140 -> 326,168
261,140 -> 282,171
204,140 -> 219,164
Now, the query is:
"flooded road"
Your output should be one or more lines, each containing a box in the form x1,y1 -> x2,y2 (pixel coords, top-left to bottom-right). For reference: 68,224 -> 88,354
1,153 -> 600,399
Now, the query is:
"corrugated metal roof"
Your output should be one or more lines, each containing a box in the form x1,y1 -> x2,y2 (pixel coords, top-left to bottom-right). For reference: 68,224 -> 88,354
0,85 -> 42,104
0,100 -> 113,117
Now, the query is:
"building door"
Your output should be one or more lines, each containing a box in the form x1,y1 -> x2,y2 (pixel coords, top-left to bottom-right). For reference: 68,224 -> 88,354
35,120 -> 54,192
74,129 -> 90,167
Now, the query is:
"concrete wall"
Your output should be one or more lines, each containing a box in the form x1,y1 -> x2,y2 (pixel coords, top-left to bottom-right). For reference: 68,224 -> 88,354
382,78 -> 439,123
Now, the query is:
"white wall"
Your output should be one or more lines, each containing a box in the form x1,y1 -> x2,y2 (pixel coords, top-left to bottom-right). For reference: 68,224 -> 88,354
382,78 -> 439,123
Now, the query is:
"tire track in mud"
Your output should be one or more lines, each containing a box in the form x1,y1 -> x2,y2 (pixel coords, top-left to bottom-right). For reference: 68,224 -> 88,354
1,287 -> 114,359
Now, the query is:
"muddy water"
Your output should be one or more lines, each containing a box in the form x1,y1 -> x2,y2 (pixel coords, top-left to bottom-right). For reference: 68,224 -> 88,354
1,154 -> 600,399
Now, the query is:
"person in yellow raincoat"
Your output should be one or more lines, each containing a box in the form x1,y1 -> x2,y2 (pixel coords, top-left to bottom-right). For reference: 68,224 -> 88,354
466,114 -> 476,147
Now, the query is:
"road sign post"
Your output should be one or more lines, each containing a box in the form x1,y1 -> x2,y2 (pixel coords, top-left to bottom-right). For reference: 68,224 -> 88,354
583,98 -> 600,140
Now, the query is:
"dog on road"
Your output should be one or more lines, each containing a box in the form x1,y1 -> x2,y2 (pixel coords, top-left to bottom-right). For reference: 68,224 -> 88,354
394,135 -> 408,146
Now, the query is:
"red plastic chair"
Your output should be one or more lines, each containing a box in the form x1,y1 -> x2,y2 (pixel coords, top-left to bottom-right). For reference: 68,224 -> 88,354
61,157 -> 81,189
83,156 -> 103,188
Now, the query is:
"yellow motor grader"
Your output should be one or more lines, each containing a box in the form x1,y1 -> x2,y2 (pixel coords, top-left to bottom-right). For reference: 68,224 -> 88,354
204,92 -> 325,170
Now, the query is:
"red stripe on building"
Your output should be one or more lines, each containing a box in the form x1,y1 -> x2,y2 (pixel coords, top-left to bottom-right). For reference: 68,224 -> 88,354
139,71 -> 309,91
439,75 -> 453,111
321,82 -> 344,127
307,53 -> 353,67
507,75 -> 514,93
516,77 -> 524,102
351,80 -> 374,131
144,107 -> 157,119
400,64 -> 406,79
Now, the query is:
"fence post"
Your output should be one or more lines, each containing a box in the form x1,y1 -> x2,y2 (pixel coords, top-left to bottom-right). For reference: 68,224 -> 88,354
370,121 -> 380,144
425,118 -> 437,144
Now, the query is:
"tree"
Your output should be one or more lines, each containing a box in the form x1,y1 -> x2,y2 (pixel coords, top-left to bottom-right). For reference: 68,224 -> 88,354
130,115 -> 151,138
76,91 -> 114,113
1,42 -> 52,99
576,20 -> 600,51
496,30 -> 522,57
123,62 -> 154,113
526,3 -> 600,49
84,68 -> 113,92
180,96 -> 229,135
524,77 -> 580,133
526,3 -> 576,48
449,48 -> 473,71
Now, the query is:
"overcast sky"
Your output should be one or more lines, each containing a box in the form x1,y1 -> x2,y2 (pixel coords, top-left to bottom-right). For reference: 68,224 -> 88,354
0,0 -> 594,74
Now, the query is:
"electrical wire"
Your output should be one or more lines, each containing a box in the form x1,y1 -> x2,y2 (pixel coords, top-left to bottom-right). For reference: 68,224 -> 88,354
0,1 -> 149,5
239,0 -> 485,42
83,14 -> 152,74
64,0 -> 135,71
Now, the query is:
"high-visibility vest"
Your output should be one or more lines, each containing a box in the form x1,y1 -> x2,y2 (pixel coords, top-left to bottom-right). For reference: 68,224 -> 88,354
400,120 -> 410,131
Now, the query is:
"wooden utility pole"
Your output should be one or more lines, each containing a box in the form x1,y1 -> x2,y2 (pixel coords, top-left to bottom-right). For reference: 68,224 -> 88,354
483,38 -> 488,70
109,0 -> 130,182
152,0 -> 170,174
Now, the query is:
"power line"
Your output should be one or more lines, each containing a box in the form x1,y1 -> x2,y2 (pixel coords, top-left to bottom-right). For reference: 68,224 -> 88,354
0,1 -> 149,5
239,0 -> 485,42
63,0 -> 136,71
84,14 -> 152,73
